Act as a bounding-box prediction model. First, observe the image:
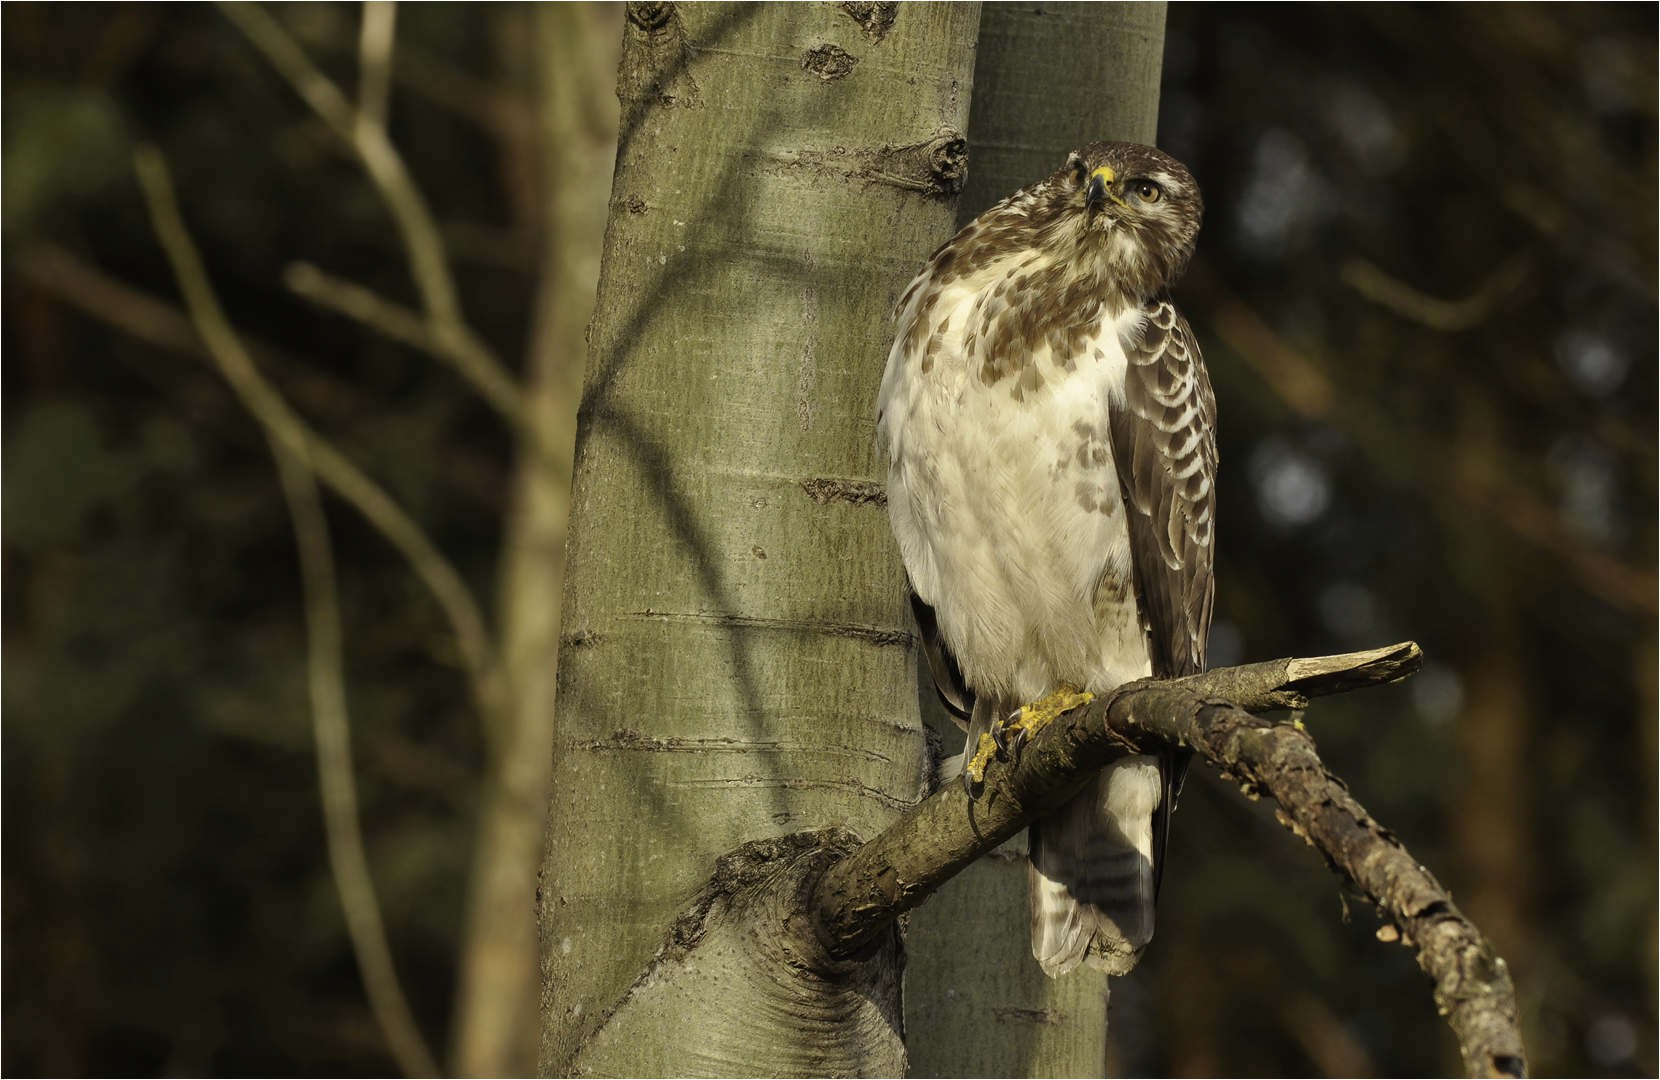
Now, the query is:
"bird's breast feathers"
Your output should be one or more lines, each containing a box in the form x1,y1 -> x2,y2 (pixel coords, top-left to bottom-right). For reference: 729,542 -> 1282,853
876,258 -> 1156,703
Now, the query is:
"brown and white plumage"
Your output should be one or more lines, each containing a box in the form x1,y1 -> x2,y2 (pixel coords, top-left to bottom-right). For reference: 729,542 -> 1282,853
876,142 -> 1216,976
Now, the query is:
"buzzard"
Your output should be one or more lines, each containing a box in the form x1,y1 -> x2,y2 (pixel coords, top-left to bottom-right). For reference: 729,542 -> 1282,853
876,142 -> 1217,976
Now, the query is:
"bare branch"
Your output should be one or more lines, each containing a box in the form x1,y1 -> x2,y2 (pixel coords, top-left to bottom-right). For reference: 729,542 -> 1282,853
217,1 -> 517,399
271,437 -> 440,1080
215,1 -> 359,138
284,259 -> 432,349
1459,472 -> 1658,616
1340,255 -> 1533,332
276,3 -> 533,141
1182,258 -> 1656,617
15,244 -> 373,423
1185,258 -> 1339,420
133,145 -> 503,726
809,644 -> 1528,1080
16,243 -> 210,357
1173,640 -> 1422,711
809,645 -> 1420,945
357,1 -> 397,128
283,260 -> 534,444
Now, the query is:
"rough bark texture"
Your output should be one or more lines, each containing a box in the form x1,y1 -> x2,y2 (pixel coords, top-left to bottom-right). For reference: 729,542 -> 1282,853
1113,691 -> 1527,1080
901,5 -> 1166,1075
811,645 -> 1531,1079
537,4 -> 980,1074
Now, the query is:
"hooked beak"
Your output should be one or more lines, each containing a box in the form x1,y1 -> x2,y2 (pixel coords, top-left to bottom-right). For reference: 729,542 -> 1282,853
1085,165 -> 1115,211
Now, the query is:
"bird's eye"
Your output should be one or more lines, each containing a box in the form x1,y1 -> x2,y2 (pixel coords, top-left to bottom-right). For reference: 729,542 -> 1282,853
1069,160 -> 1087,188
1134,180 -> 1162,203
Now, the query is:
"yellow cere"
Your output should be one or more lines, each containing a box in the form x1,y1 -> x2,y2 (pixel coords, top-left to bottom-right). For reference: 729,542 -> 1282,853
1090,165 -> 1129,207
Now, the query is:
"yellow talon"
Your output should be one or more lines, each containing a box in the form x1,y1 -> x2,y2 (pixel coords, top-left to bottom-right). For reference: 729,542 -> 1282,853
964,686 -> 1092,798
1009,684 -> 1093,743
966,732 -> 998,784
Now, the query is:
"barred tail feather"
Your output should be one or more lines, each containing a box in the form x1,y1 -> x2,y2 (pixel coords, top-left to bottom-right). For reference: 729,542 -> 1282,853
1028,756 -> 1163,977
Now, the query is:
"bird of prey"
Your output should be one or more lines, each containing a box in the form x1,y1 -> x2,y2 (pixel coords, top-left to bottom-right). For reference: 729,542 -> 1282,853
876,142 -> 1216,976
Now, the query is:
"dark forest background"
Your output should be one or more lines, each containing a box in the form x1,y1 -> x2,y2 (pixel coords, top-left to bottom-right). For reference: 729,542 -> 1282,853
3,3 -> 1654,1076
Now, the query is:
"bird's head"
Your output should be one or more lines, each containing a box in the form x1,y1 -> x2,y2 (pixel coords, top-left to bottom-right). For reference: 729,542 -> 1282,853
1042,142 -> 1203,296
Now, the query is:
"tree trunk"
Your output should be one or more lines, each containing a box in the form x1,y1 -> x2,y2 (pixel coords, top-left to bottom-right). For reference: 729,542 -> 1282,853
903,5 -> 1166,1077
953,2 -> 1167,221
538,4 -> 979,1074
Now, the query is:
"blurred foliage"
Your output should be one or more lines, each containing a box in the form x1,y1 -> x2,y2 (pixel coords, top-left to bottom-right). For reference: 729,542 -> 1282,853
1,2 -> 1654,1078
3,3 -> 545,1073
1127,5 -> 1657,1078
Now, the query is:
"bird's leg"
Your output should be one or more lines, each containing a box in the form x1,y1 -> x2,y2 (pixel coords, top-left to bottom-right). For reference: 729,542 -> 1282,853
963,685 -> 1093,799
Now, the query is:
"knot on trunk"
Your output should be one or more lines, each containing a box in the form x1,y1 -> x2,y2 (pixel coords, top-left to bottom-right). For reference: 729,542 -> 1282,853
868,133 -> 968,197
626,1 -> 674,32
840,2 -> 898,44
801,43 -> 860,82
572,829 -> 906,1078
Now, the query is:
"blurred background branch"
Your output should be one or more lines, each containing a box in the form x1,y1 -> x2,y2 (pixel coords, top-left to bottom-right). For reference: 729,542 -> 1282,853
135,145 -> 448,1076
1340,254 -> 1535,333
218,1 -> 529,444
356,2 -> 396,129
272,439 -> 439,1080
134,145 -> 500,721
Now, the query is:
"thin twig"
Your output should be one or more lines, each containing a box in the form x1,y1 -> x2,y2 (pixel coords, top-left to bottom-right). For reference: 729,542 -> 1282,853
133,145 -> 503,726
1181,258 -> 1656,616
809,643 -> 1529,1079
1340,255 -> 1533,333
16,244 -> 211,356
272,436 -> 440,1080
283,260 -> 540,456
287,8 -> 534,142
15,243 -> 371,423
214,1 -> 453,316
285,259 -> 433,350
216,0 -> 526,429
357,1 -> 397,128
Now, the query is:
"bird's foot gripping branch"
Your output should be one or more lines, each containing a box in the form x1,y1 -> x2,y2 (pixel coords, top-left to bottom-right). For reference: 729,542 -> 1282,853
964,684 -> 1093,794
577,644 -> 1529,1080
